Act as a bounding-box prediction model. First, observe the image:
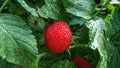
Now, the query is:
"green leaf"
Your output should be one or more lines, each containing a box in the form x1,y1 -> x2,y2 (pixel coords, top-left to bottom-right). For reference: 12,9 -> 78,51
27,15 -> 46,31
0,57 -> 18,68
110,25 -> 120,46
63,0 -> 95,19
106,7 -> 120,46
69,18 -> 86,26
17,0 -> 38,17
111,31 -> 120,46
117,46 -> 120,52
110,7 -> 120,34
86,17 -> 120,68
0,14 -> 38,68
27,15 -> 46,45
37,0 -> 67,20
51,60 -> 76,68
96,36 -> 120,68
86,17 -> 105,49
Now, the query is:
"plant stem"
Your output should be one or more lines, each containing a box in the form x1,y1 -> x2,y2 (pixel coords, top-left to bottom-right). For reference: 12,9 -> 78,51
91,8 -> 102,19
37,52 -> 47,62
67,49 -> 71,58
0,0 -> 9,13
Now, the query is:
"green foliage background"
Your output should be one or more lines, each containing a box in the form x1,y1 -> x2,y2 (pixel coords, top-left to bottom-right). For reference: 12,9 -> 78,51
0,0 -> 120,68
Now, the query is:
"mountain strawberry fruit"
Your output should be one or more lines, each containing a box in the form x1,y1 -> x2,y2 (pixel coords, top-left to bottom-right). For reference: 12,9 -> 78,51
73,56 -> 92,68
44,21 -> 72,53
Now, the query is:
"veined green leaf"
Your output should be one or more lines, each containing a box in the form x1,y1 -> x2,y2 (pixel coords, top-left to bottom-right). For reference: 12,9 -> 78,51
69,18 -> 86,26
0,14 -> 38,68
37,0 -> 66,20
86,17 -> 120,68
110,7 -> 120,34
111,31 -> 120,46
86,17 -> 106,49
63,0 -> 95,19
0,57 -> 18,68
106,7 -> 120,46
17,0 -> 38,17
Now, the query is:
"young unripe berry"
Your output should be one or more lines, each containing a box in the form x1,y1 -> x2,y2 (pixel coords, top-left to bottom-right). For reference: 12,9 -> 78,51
73,56 -> 92,68
44,21 -> 72,53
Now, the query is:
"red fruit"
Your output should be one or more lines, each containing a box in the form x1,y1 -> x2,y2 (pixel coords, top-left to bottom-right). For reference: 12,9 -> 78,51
44,21 -> 72,53
73,56 -> 92,68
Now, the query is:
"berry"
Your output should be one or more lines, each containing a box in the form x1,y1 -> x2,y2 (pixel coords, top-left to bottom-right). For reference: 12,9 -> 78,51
44,21 -> 72,53
73,56 -> 92,68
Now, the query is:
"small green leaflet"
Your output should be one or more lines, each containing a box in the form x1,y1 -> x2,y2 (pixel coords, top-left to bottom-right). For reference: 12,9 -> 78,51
0,14 -> 38,68
86,17 -> 120,68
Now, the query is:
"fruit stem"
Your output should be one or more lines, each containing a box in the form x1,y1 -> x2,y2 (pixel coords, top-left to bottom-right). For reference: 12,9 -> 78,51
67,49 -> 71,58
38,52 -> 47,59
69,44 -> 88,49
37,52 -> 47,62
0,0 -> 9,13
